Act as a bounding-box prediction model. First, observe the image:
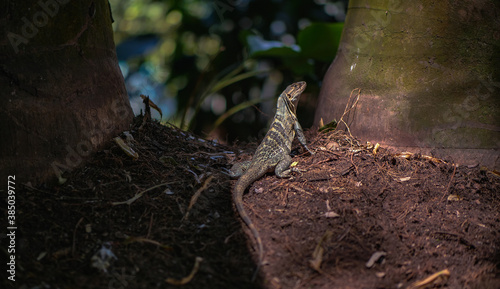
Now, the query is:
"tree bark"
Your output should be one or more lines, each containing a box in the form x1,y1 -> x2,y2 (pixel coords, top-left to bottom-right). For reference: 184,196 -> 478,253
315,0 -> 499,168
0,0 -> 133,184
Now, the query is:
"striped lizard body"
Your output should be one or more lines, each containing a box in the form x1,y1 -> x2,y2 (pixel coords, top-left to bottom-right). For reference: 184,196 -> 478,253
230,81 -> 314,280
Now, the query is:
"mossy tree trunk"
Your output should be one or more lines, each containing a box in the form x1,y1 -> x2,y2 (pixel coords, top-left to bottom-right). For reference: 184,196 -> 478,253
315,0 -> 499,168
0,0 -> 133,184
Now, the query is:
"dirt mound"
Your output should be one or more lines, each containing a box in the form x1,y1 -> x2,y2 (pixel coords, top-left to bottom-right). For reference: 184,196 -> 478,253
10,117 -> 499,289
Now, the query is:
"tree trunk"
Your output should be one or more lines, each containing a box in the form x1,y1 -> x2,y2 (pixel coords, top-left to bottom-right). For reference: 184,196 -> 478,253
315,0 -> 499,168
0,0 -> 133,184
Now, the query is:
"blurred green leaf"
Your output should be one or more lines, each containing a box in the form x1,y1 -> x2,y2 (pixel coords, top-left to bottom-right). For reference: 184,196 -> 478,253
186,61 -> 270,130
282,57 -> 314,76
211,97 -> 274,135
318,119 -> 338,133
298,23 -> 344,62
246,35 -> 301,58
210,69 -> 268,94
244,34 -> 313,75
243,23 -> 343,75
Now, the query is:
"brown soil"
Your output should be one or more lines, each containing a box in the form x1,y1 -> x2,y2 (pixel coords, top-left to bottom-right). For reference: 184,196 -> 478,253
7,116 -> 500,289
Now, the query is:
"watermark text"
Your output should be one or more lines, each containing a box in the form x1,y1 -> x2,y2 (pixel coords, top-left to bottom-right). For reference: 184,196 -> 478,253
6,175 -> 17,282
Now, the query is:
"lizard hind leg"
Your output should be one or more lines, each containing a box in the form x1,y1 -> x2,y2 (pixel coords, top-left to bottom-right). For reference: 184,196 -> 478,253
275,155 -> 294,178
275,155 -> 304,178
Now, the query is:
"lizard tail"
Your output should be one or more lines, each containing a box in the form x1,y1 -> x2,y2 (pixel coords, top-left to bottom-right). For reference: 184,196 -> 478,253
234,181 -> 264,281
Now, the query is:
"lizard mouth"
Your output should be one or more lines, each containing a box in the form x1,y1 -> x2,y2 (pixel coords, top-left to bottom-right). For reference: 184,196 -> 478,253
286,81 -> 306,105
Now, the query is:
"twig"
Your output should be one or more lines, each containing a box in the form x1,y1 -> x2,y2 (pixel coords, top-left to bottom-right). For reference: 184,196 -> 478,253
72,217 -> 84,257
112,182 -> 174,206
124,236 -> 172,250
146,213 -> 154,239
349,152 -> 359,176
139,95 -> 151,130
337,88 -> 361,139
407,268 -> 450,289
441,164 -> 457,201
165,257 -> 204,285
182,176 -> 214,221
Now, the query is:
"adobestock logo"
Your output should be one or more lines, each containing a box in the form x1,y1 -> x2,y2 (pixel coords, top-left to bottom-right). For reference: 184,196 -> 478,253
7,0 -> 71,54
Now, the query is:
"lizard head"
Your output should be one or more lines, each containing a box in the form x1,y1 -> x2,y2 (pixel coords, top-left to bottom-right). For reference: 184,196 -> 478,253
283,81 -> 306,113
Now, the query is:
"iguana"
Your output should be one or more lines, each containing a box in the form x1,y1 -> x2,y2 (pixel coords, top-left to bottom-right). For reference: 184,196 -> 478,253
230,81 -> 314,280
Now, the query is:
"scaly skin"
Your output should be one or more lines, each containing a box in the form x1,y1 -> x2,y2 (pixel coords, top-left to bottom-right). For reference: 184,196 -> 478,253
231,81 -> 313,280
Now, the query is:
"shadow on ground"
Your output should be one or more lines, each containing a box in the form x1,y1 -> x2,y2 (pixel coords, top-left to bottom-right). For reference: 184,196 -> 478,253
7,116 -> 500,289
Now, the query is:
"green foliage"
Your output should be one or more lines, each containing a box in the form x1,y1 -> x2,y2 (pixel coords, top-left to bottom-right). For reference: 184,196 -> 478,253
318,119 -> 338,133
245,23 -> 343,61
243,23 -> 343,75
246,35 -> 301,57
109,0 -> 347,140
183,60 -> 270,129
211,96 -> 275,135
298,23 -> 344,62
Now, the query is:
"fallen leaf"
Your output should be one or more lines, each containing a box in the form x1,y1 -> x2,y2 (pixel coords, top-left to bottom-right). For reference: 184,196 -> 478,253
447,194 -> 462,201
325,211 -> 340,218
114,137 -> 139,159
366,251 -> 386,268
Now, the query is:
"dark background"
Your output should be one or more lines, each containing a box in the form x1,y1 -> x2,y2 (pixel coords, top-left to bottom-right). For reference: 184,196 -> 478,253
110,0 -> 348,142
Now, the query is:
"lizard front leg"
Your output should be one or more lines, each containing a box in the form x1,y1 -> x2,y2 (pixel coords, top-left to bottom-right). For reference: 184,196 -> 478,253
294,120 -> 314,155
